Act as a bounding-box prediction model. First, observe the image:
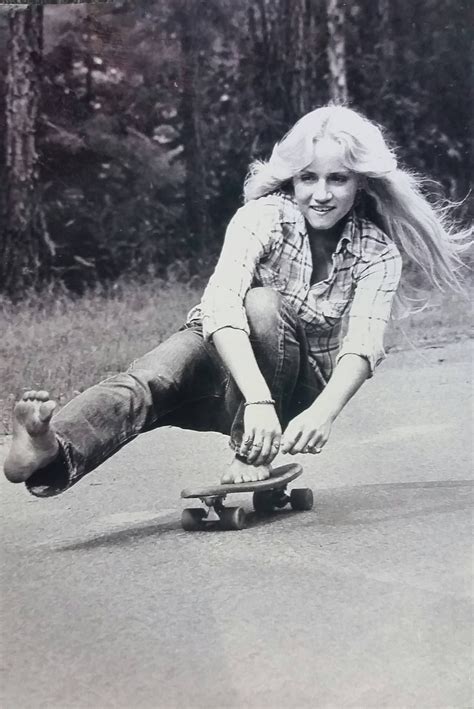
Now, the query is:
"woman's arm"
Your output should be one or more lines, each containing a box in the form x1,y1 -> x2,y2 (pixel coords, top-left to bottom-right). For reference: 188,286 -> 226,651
281,353 -> 369,454
281,243 -> 403,455
212,327 -> 282,465
200,199 -> 281,341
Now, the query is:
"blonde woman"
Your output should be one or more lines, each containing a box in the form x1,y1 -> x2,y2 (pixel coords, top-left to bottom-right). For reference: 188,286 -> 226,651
4,106 -> 469,495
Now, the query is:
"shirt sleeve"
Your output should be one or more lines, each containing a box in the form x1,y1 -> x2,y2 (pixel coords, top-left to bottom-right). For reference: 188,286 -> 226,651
336,243 -> 402,376
200,199 -> 282,339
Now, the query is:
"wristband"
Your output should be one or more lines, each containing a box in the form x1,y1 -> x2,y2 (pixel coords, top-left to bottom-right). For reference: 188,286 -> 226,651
244,399 -> 275,407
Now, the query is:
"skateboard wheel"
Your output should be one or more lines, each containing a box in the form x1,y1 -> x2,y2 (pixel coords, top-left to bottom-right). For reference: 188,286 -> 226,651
290,488 -> 313,511
253,490 -> 275,515
181,507 -> 207,531
219,506 -> 246,531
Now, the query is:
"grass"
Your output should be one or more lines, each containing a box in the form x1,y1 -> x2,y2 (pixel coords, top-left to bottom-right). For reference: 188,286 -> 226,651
0,278 -> 471,435
386,288 -> 472,352
0,279 -> 202,435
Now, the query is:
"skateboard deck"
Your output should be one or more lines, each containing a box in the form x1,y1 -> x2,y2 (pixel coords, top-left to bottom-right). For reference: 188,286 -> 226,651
180,463 -> 313,531
181,462 -> 303,499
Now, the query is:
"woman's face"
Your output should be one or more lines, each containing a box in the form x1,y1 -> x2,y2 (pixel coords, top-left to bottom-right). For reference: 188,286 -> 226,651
292,138 -> 359,231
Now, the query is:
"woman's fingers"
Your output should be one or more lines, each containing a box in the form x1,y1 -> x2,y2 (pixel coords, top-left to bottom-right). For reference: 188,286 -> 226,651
303,441 -> 324,454
246,435 -> 267,464
255,434 -> 280,466
281,428 -> 303,454
283,429 -> 326,455
253,441 -> 271,466
303,431 -> 326,454
267,436 -> 282,464
245,431 -> 281,465
239,432 -> 254,458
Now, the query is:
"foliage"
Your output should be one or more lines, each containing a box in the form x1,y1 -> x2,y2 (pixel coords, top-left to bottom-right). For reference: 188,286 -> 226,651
0,0 -> 471,294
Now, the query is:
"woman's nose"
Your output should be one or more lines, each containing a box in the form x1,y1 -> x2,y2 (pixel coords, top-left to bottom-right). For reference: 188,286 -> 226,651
312,181 -> 332,202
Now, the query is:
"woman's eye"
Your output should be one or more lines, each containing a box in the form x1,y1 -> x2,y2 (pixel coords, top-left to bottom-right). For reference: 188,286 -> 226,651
330,174 -> 349,183
300,174 -> 316,183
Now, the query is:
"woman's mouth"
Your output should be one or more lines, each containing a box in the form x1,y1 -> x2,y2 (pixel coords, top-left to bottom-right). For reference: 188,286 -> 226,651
310,206 -> 335,214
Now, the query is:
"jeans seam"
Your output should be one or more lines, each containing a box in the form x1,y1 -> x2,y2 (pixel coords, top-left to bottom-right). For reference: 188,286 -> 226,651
271,310 -> 285,399
78,390 -> 226,473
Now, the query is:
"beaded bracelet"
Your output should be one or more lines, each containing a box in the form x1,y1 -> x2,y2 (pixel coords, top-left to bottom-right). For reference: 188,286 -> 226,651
244,399 -> 275,407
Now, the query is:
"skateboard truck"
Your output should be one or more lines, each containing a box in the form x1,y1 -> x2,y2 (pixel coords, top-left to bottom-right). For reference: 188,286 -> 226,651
180,464 -> 313,532
201,497 -> 223,522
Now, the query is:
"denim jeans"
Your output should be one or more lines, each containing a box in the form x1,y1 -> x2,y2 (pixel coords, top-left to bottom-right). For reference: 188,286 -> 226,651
26,288 -> 323,496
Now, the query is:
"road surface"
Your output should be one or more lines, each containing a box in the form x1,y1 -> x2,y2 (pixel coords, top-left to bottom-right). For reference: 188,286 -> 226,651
1,341 -> 473,708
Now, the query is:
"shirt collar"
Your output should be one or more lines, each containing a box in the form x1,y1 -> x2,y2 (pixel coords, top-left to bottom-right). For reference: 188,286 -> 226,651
280,193 -> 370,262
333,211 -> 371,262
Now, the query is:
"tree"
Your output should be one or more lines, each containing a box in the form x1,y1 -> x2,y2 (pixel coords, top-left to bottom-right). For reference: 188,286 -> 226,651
175,0 -> 211,252
1,5 -> 53,295
326,0 -> 348,104
0,0 -> 470,296
377,0 -> 394,79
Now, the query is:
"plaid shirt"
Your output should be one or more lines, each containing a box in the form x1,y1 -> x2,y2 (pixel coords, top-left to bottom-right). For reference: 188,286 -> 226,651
187,192 -> 402,383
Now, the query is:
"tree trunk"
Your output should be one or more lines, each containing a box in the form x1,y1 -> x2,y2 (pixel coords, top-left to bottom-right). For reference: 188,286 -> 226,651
326,0 -> 348,104
1,5 -> 52,296
377,0 -> 394,83
289,0 -> 308,120
247,0 -> 312,135
176,0 -> 210,253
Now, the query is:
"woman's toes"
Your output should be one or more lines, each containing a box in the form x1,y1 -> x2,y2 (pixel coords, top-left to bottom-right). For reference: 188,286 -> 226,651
39,400 -> 56,422
36,390 -> 50,402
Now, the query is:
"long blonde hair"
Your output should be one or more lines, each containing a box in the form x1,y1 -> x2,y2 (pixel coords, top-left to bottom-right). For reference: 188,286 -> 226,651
244,106 -> 471,310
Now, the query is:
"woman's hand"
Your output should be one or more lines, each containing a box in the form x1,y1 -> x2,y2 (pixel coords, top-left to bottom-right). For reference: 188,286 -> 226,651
281,403 -> 334,455
239,404 -> 282,465
282,354 -> 370,455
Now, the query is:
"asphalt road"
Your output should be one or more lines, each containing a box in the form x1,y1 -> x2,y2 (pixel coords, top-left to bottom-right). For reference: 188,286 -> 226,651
1,341 -> 473,709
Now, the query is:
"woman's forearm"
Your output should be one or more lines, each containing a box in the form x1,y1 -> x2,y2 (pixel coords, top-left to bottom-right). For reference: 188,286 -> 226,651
311,353 -> 370,421
280,352 -> 370,455
211,327 -> 272,402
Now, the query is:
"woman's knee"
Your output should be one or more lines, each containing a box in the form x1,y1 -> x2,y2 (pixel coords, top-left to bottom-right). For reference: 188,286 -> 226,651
244,287 -> 283,333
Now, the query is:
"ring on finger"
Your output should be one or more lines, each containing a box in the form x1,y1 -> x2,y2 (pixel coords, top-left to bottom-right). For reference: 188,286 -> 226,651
251,442 -> 263,449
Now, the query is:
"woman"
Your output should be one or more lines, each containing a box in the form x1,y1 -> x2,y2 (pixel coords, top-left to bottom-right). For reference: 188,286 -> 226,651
3,106 -> 469,495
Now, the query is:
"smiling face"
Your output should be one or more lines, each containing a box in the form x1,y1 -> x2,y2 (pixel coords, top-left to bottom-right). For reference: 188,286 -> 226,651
292,138 -> 359,232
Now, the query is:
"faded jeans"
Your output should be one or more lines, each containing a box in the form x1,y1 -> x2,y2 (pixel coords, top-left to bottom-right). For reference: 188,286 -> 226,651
26,288 -> 323,497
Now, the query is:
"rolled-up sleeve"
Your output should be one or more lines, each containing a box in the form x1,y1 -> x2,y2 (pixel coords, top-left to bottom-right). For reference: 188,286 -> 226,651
200,199 -> 281,339
336,243 -> 402,376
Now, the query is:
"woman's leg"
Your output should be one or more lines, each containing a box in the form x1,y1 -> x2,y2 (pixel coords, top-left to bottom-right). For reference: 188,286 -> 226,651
226,286 -> 324,454
4,288 -> 323,494
4,325 -> 229,496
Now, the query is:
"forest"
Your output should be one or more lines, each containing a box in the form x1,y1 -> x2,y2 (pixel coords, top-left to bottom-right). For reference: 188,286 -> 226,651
0,0 -> 472,297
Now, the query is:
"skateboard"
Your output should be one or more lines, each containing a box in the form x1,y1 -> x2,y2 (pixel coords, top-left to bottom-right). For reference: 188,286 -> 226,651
180,463 -> 313,531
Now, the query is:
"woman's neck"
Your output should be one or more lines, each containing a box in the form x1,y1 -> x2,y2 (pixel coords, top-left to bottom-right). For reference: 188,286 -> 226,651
305,215 -> 348,251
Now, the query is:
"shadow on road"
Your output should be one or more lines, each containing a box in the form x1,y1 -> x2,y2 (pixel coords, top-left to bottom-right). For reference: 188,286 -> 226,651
51,479 -> 473,552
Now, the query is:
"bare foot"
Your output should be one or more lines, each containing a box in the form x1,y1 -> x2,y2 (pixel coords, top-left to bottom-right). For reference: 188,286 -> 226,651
221,456 -> 272,484
4,391 -> 58,483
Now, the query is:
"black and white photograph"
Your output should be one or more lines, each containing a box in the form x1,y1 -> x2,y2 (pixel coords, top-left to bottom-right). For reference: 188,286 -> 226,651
0,1 -> 472,707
